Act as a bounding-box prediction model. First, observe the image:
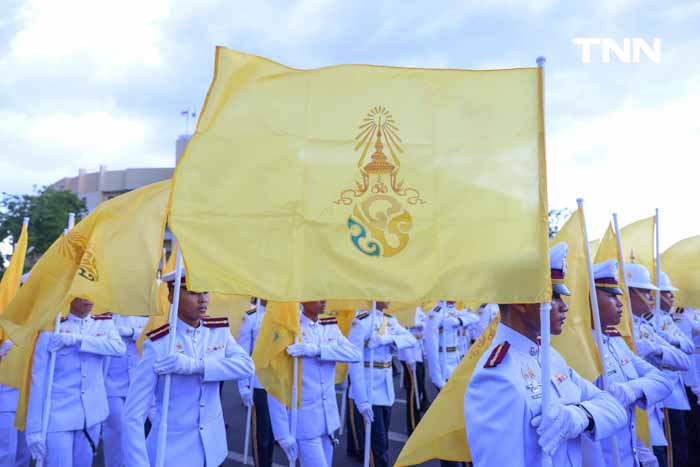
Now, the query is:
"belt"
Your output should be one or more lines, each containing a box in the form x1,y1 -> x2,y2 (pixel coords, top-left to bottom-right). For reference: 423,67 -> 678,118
439,346 -> 458,353
364,362 -> 391,369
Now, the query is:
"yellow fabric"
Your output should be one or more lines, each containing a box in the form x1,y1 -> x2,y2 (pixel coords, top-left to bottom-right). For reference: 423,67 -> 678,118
0,222 -> 28,341
326,300 -> 370,312
168,47 -> 551,303
550,209 -> 602,381
395,314 -> 500,465
589,239 -> 600,258
387,302 -> 419,328
0,331 -> 38,430
661,236 -> 700,309
251,301 -> 301,408
620,216 -> 656,281
136,281 -> 171,354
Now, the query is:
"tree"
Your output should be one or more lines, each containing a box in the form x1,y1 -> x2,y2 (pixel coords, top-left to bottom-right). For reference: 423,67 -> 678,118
0,187 -> 87,270
548,207 -> 572,238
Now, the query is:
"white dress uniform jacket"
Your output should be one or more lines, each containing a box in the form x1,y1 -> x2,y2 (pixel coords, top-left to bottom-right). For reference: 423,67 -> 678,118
464,323 -> 627,467
586,329 -> 672,467
122,318 -> 254,467
673,307 -> 700,389
268,314 -> 361,441
645,313 -> 691,410
237,306 -> 265,391
398,308 -> 426,364
26,313 -> 126,436
424,303 -> 470,387
349,310 -> 416,407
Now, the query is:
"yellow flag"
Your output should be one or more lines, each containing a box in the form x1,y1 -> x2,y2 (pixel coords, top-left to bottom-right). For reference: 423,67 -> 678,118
550,209 -> 602,381
168,47 -> 551,303
251,301 -> 301,408
396,315 -> 500,465
620,216 -> 656,280
0,221 -> 29,341
0,331 -> 38,430
661,236 -> 700,309
589,239 -> 600,258
387,302 -> 420,328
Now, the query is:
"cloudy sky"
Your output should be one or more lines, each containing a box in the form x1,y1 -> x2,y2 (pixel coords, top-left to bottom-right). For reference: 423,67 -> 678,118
1,0 -> 698,249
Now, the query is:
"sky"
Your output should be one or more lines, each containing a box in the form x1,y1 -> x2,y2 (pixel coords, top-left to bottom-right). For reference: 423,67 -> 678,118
0,0 -> 698,250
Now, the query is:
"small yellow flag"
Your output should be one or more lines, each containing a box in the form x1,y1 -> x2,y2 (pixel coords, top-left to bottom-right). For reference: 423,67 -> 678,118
251,301 -> 301,408
661,235 -> 700,309
0,221 -> 29,341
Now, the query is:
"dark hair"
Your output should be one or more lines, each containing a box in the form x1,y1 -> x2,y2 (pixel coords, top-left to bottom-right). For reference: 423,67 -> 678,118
497,304 -> 510,315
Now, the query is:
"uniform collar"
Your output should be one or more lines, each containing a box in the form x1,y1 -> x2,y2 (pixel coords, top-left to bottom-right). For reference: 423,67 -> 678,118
300,313 -> 319,326
178,318 -> 202,333
496,323 -> 539,357
67,312 -> 91,322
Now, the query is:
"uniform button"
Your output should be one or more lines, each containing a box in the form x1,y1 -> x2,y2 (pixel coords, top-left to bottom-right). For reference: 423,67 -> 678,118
81,390 -> 86,394
199,425 -> 204,431
200,402 -> 205,407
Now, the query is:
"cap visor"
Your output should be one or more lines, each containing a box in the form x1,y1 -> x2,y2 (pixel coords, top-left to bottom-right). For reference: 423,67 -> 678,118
553,283 -> 571,296
597,286 -> 624,296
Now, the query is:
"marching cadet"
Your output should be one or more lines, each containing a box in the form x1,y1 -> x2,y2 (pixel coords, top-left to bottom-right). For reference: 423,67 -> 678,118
626,262 -> 691,467
425,300 -> 473,390
464,243 -> 628,467
102,313 -> 149,467
586,259 -> 672,467
348,301 -> 416,467
267,300 -> 361,467
238,298 -> 276,467
122,269 -> 255,466
398,305 -> 429,434
0,339 -> 30,466
25,298 -> 126,466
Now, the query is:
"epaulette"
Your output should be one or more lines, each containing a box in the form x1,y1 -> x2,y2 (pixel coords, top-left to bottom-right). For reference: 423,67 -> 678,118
357,312 -> 369,320
319,317 -> 337,325
203,317 -> 229,328
60,316 -> 68,323
147,324 -> 170,341
676,308 -> 685,314
604,327 -> 622,337
431,306 -> 441,313
92,313 -> 113,320
483,341 -> 510,368
246,308 -> 256,315
642,312 -> 654,321
383,313 -> 393,318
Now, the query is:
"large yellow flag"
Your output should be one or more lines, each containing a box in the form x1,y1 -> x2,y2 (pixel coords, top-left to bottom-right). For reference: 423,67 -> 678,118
620,216 -> 656,279
251,301 -> 301,408
387,302 -> 420,328
550,209 -> 602,381
396,315 -> 500,465
661,236 -> 700,309
168,47 -> 551,303
0,221 -> 28,341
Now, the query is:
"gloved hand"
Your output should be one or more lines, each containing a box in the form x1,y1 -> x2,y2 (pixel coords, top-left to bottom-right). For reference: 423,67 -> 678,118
239,387 -> 253,408
443,316 -> 462,329
608,382 -> 641,408
26,432 -> 46,461
286,342 -> 320,358
357,402 -> 374,423
658,331 -> 680,347
117,326 -> 134,338
531,403 -> 589,456
278,436 -> 298,462
48,332 -> 80,352
434,379 -> 446,390
692,386 -> 700,403
635,339 -> 662,362
154,353 -> 203,375
368,334 -> 394,349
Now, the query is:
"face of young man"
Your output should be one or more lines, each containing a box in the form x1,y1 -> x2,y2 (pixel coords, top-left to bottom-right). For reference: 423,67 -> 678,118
170,286 -> 210,323
596,289 -> 623,328
301,300 -> 326,317
511,295 -> 568,338
629,288 -> 653,316
549,295 -> 569,336
70,297 -> 94,318
375,301 -> 390,311
660,291 -> 674,312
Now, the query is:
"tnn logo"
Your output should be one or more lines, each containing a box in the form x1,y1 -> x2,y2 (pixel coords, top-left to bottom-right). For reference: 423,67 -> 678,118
573,38 -> 661,64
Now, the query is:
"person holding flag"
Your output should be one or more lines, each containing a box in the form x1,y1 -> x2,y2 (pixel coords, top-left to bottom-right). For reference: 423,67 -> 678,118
267,300 -> 360,467
25,297 -> 126,466
586,259 -> 672,467
464,243 -> 627,467
122,268 -> 254,466
398,305 -> 429,435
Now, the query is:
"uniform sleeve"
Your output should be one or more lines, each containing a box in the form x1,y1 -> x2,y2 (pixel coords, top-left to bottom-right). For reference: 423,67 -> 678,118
657,338 -> 691,371
570,367 -> 628,440
348,318 -> 369,405
122,340 -> 159,467
130,317 -> 148,342
465,368 -> 526,467
237,313 -> 254,355
319,325 -> 361,363
387,317 -> 417,351
26,331 -> 50,435
202,331 -> 255,382
673,323 -> 695,354
267,392 -> 291,441
79,321 -> 126,356
424,309 -> 444,387
627,354 -> 673,409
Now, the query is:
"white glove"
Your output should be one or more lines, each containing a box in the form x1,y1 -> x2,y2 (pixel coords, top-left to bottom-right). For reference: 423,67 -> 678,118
691,386 -> 700,403
608,382 -> 641,408
434,379 -> 446,390
278,436 -> 298,462
531,403 -> 589,456
368,334 -> 393,349
658,331 -> 680,347
26,432 -> 46,461
443,316 -> 462,329
117,326 -> 134,338
635,339 -> 662,361
239,387 -> 253,408
153,353 -> 203,375
48,332 -> 80,352
357,402 -> 374,423
286,342 -> 320,358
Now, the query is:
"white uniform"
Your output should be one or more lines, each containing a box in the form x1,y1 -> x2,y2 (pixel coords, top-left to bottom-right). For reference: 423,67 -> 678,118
465,323 -> 627,467
424,303 -> 471,388
586,329 -> 672,467
122,317 -> 254,467
457,308 -> 480,358
26,313 -> 126,467
0,341 -> 30,467
102,314 -> 148,467
673,307 -> 700,390
267,314 -> 361,467
237,305 -> 265,392
398,307 -> 426,365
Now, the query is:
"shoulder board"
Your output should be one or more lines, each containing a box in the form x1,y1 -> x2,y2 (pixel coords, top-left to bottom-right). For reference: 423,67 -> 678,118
319,317 -> 337,325
92,313 -> 113,320
383,313 -> 393,318
431,306 -> 441,313
604,326 -> 622,337
148,324 -> 170,341
60,316 -> 68,323
642,312 -> 654,321
484,341 -> 510,368
246,309 -> 256,315
203,317 -> 229,328
676,308 -> 685,314
357,312 -> 369,320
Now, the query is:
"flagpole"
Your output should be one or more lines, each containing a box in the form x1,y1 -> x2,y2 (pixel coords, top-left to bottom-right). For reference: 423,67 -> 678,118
613,214 -> 637,341
338,375 -> 349,436
654,208 -> 661,328
578,200 -> 622,467
413,306 -> 422,411
289,304 -> 301,467
363,301 -> 377,467
155,246 -> 184,467
441,300 -> 447,383
243,299 -> 260,465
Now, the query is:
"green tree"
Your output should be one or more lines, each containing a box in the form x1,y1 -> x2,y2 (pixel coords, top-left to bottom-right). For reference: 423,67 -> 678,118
548,207 -> 572,238
0,187 -> 87,270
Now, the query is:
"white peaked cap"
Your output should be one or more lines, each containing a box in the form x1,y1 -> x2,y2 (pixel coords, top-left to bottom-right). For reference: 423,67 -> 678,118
161,267 -> 187,283
592,259 -> 624,295
623,262 -> 659,291
658,272 -> 678,292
